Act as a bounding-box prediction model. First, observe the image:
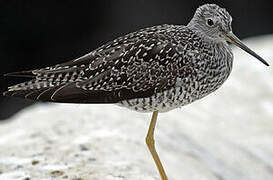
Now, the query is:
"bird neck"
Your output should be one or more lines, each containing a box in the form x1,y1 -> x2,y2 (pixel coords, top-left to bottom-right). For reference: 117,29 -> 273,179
213,40 -> 234,78
187,17 -> 200,31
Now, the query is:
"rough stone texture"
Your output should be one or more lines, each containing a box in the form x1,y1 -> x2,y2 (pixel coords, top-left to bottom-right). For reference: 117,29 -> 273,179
0,35 -> 273,180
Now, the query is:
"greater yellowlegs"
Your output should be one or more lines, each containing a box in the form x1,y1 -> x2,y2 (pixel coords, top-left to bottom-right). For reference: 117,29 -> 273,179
3,4 -> 269,180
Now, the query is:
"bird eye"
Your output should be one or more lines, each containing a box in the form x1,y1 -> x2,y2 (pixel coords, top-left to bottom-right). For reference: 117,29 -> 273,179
207,19 -> 214,26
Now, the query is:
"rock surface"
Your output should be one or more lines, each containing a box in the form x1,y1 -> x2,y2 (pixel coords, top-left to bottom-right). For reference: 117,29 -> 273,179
0,35 -> 273,180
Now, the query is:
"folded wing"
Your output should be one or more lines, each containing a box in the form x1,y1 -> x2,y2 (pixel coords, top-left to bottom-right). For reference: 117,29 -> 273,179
4,25 -> 195,103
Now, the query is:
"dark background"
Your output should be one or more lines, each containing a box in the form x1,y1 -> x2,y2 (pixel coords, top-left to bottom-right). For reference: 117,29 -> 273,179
1,0 -> 273,120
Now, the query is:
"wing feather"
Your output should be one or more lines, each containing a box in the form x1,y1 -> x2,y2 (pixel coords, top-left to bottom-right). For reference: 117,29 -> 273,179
3,25 -> 200,103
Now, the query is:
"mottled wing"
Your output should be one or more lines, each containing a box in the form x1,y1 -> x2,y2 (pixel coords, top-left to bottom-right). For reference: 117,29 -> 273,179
4,25 -> 198,103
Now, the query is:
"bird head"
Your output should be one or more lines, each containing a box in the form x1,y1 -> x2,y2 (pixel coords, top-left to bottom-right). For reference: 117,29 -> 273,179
188,4 -> 269,66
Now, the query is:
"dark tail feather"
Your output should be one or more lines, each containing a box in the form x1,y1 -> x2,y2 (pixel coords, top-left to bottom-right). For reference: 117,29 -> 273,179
3,90 -> 13,97
3,89 -> 32,98
4,70 -> 35,78
3,82 -> 120,103
3,87 -> 55,101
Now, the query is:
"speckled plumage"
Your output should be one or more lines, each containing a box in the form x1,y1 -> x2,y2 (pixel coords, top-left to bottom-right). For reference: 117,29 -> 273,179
4,4 -> 270,180
2,4 -> 252,113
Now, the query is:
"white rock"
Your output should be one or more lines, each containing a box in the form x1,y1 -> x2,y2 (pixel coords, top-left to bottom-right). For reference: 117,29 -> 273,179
0,35 -> 273,180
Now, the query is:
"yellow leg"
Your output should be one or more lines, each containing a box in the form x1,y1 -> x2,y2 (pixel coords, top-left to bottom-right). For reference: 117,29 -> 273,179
146,110 -> 168,180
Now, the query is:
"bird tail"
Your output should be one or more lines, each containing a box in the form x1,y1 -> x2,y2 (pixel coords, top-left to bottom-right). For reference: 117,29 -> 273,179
3,63 -> 123,103
3,78 -> 65,101
4,70 -> 36,78
3,79 -> 119,103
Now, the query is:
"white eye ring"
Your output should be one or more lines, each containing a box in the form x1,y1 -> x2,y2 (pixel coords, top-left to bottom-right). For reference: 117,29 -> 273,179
207,19 -> 214,26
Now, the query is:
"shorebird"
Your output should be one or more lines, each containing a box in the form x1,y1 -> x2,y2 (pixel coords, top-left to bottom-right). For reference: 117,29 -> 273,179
3,4 -> 269,180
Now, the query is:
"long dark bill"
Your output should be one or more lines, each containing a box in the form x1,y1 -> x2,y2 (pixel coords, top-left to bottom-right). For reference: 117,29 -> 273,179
225,32 -> 269,66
